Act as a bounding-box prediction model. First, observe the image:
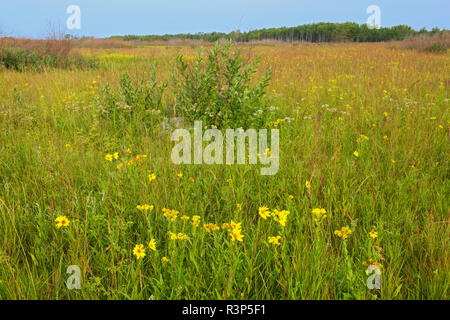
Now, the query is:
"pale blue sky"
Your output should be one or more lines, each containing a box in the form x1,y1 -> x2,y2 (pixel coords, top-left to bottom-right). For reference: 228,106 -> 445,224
0,0 -> 449,38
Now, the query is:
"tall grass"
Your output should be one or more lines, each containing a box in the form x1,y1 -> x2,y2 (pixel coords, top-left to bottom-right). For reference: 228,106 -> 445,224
0,38 -> 97,71
0,42 -> 448,300
390,31 -> 450,53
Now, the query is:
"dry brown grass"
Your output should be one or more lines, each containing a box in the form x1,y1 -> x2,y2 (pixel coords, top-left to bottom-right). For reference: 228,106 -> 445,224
72,37 -> 213,48
74,38 -> 138,48
389,31 -> 449,52
0,37 -> 74,57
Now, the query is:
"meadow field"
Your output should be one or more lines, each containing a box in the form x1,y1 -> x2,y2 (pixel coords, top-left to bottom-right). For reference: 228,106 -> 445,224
0,41 -> 448,299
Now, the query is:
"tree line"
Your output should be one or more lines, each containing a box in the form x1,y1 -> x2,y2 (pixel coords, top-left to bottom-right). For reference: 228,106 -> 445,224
110,22 -> 447,43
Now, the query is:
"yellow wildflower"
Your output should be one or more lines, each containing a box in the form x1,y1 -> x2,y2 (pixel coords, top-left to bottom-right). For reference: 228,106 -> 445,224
168,232 -> 178,240
192,215 -> 201,227
334,226 -> 352,239
312,208 -> 327,224
177,233 -> 188,240
148,238 -> 157,251
305,181 -> 311,189
221,222 -> 231,230
230,230 -> 244,242
272,209 -> 290,227
369,230 -> 378,239
230,220 -> 242,232
55,216 -> 70,229
360,134 -> 369,141
258,206 -> 271,219
203,223 -> 220,232
133,244 -> 146,259
268,235 -> 281,246
162,208 -> 179,222
136,204 -> 154,212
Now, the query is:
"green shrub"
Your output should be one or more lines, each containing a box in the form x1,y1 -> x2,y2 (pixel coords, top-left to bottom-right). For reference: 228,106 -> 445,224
95,64 -> 167,125
0,47 -> 42,71
0,47 -> 97,71
423,43 -> 447,53
172,41 -> 271,129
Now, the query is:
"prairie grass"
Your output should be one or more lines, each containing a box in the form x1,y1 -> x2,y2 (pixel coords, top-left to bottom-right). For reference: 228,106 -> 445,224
390,31 -> 450,53
0,38 -> 97,71
0,42 -> 448,299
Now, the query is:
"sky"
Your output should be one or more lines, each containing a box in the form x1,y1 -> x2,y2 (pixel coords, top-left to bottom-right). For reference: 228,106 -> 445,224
0,0 -> 449,38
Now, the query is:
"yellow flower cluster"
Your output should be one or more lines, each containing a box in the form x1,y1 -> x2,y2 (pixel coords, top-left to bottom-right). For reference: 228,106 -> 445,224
192,215 -> 201,227
162,208 -> 179,222
267,118 -> 286,127
136,204 -> 154,212
118,154 -> 147,169
334,226 -> 352,239
359,134 -> 369,141
272,209 -> 290,227
168,232 -> 188,240
105,152 -> 119,162
203,223 -> 220,232
132,239 -> 158,260
258,206 -> 290,227
222,220 -> 244,242
311,208 -> 327,224
99,53 -> 135,60
268,235 -> 281,246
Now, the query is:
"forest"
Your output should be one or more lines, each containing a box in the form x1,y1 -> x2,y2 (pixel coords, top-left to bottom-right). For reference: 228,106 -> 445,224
110,22 -> 446,43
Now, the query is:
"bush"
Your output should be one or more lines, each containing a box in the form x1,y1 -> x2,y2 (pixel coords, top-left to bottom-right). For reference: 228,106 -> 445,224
0,46 -> 97,71
172,41 -> 271,129
424,43 -> 447,53
95,64 -> 167,124
0,47 -> 42,71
